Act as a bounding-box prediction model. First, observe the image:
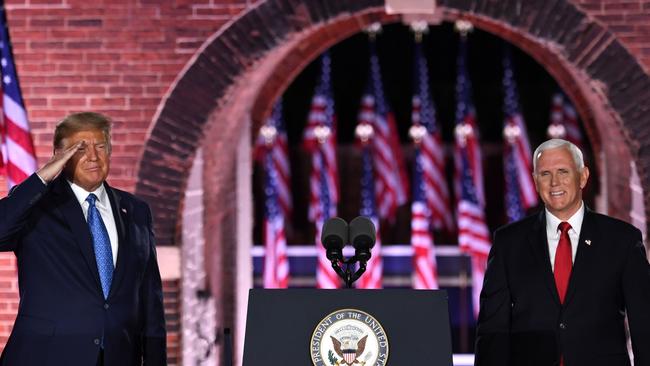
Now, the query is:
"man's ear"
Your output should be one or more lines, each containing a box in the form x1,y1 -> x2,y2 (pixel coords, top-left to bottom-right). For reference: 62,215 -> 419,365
579,166 -> 590,189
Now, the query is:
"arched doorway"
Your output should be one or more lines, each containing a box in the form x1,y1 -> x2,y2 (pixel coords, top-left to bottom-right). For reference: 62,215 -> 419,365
135,1 -> 650,364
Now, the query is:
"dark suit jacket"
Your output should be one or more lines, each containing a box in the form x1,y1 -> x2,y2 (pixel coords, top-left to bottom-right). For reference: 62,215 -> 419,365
0,174 -> 166,366
475,208 -> 650,366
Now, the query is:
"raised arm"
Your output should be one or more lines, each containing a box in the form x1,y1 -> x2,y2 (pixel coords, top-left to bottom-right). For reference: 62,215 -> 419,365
0,141 -> 84,250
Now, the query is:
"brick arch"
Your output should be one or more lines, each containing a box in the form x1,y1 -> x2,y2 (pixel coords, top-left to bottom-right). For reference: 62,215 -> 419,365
132,0 -> 650,356
135,0 -> 650,248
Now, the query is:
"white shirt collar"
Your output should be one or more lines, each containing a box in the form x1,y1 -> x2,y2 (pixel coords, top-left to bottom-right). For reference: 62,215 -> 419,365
68,180 -> 109,208
545,201 -> 585,237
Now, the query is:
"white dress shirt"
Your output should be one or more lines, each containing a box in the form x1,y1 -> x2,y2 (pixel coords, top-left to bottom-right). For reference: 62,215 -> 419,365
69,181 -> 119,266
545,202 -> 584,271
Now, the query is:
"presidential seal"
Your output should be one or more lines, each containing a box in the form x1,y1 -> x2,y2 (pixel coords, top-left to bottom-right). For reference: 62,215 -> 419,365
310,308 -> 389,366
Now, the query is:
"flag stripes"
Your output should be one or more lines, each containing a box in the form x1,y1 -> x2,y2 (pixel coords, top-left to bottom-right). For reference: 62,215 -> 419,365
364,40 -> 409,222
410,37 -> 441,290
412,40 -> 454,233
262,152 -> 290,288
454,35 -> 491,319
0,7 -> 36,188
547,93 -> 584,149
255,100 -> 292,288
502,48 -> 538,222
356,146 -> 383,289
303,52 -> 340,289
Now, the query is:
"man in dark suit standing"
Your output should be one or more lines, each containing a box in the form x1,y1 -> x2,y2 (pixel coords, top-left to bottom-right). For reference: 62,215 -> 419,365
0,112 -> 166,366
475,139 -> 650,366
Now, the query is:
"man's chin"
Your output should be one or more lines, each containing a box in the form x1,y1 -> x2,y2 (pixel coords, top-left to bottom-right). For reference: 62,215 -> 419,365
546,203 -> 581,220
75,178 -> 104,192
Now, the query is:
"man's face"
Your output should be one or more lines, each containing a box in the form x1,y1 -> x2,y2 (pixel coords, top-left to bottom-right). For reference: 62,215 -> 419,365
61,129 -> 110,192
533,147 -> 589,220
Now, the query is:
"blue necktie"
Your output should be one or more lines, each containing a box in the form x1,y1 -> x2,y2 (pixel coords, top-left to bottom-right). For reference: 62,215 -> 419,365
86,193 -> 113,299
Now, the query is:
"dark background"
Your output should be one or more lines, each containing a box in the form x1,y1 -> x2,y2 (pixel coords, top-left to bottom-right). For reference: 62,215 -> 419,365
253,21 -> 595,246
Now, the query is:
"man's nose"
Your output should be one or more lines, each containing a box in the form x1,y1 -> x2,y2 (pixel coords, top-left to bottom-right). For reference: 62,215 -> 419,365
85,146 -> 98,160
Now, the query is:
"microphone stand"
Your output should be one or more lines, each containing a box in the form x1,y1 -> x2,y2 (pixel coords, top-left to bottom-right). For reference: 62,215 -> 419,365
330,256 -> 368,288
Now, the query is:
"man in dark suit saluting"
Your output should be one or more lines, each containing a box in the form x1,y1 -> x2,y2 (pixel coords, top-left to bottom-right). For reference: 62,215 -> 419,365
475,139 -> 650,366
0,112 -> 166,366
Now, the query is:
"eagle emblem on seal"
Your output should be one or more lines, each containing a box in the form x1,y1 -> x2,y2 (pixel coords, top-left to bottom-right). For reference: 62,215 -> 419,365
330,334 -> 368,365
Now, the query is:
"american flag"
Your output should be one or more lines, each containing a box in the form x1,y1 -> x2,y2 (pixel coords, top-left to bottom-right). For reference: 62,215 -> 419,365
303,52 -> 340,289
547,92 -> 584,149
454,35 -> 491,318
256,100 -> 291,288
412,39 -> 453,233
356,145 -> 383,289
362,39 -> 409,222
0,6 -> 36,188
453,37 -> 484,207
254,100 -> 292,218
411,140 -> 439,290
457,148 -> 492,318
502,48 -> 537,222
261,151 -> 290,288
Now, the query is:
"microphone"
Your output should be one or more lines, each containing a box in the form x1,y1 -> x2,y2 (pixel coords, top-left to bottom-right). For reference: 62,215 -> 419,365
320,217 -> 348,262
349,216 -> 376,263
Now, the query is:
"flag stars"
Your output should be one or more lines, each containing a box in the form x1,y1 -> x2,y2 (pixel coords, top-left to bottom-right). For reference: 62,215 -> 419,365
3,75 -> 10,85
1,58 -> 6,67
264,187 -> 274,196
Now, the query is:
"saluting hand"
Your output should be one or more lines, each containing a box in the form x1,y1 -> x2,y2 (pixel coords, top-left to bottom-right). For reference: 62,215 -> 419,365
36,141 -> 86,183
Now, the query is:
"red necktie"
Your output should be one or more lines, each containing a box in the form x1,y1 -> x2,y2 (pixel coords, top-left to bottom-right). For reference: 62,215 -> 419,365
555,222 -> 572,366
554,221 -> 573,304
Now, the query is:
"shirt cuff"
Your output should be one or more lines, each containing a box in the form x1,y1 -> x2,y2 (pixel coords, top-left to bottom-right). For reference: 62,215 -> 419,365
35,172 -> 48,186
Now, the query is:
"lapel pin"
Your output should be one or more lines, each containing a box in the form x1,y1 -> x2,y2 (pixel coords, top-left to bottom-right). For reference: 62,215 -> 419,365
121,208 -> 127,214
585,239 -> 591,246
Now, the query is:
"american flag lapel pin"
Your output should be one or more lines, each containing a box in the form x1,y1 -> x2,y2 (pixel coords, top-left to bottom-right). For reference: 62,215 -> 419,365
585,239 -> 591,246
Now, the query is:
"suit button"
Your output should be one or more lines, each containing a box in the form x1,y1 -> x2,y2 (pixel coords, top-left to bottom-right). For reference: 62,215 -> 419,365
559,322 -> 566,329
94,338 -> 100,345
104,303 -> 109,310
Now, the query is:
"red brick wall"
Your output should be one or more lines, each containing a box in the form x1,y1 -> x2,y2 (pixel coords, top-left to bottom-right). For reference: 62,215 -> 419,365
576,0 -> 650,68
0,0 -> 254,360
0,0 -> 251,194
2,0 -> 650,363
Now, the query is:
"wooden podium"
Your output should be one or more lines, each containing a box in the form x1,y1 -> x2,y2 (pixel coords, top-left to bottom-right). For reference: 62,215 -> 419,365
243,288 -> 453,365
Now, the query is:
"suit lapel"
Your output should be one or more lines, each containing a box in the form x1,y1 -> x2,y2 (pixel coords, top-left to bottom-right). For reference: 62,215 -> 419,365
563,208 -> 597,306
105,182 -> 128,300
528,211 -> 562,306
51,176 -> 102,293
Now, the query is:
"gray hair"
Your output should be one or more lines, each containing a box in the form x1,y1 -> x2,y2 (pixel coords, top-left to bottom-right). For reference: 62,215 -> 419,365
532,139 -> 584,172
